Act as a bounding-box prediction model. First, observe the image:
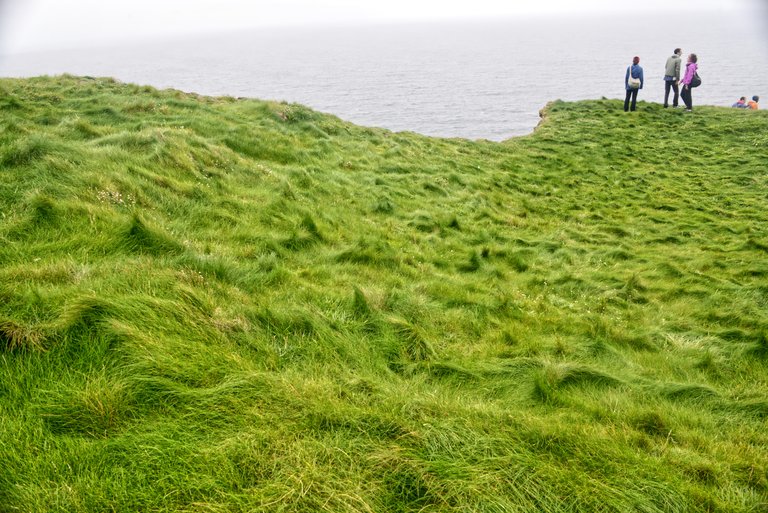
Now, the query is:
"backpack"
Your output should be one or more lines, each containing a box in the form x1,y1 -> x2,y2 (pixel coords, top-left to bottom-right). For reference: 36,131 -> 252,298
690,72 -> 701,88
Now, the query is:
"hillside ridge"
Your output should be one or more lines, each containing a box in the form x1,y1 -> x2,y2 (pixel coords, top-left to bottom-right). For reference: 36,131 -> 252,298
1,75 -> 767,513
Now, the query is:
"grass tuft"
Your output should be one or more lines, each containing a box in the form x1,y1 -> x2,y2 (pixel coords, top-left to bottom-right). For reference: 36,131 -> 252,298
389,317 -> 436,362
379,456 -> 443,512
281,214 -> 325,251
372,196 -> 395,214
745,331 -> 768,359
351,286 -> 374,318
1,134 -> 62,166
252,307 -> 322,339
532,367 -> 559,404
661,383 -> 719,402
123,214 -> 185,255
632,411 -> 672,438
29,194 -> 59,225
336,239 -> 398,268
58,296 -> 116,333
40,378 -> 132,437
299,213 -> 323,240
0,319 -> 46,352
458,250 -> 482,272
556,365 -> 623,389
732,400 -> 768,419
423,361 -> 479,383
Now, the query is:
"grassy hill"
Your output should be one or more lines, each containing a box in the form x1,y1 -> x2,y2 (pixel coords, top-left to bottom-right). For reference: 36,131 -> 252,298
1,74 -> 767,512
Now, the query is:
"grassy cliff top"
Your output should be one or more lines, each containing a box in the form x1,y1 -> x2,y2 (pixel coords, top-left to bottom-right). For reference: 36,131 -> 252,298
1,75 -> 767,512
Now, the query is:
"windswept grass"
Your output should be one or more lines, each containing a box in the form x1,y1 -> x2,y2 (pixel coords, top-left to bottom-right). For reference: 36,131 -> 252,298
1,75 -> 767,512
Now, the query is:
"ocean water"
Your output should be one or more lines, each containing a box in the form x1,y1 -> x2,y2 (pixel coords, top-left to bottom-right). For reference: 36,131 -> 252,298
1,12 -> 766,140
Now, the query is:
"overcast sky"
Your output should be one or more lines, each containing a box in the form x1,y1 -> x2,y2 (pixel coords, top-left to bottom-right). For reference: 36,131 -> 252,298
0,0 -> 760,54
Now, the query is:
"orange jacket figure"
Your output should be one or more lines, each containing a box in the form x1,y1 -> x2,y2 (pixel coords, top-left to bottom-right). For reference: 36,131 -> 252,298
748,95 -> 760,110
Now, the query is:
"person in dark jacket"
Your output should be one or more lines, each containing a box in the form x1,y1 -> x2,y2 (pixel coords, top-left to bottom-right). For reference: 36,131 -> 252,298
663,48 -> 682,108
624,56 -> 644,112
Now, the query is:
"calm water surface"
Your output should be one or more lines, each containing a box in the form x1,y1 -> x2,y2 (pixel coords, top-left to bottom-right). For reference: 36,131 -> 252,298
1,13 -> 766,140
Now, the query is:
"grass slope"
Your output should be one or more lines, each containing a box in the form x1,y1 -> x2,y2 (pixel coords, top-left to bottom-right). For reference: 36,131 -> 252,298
1,75 -> 767,512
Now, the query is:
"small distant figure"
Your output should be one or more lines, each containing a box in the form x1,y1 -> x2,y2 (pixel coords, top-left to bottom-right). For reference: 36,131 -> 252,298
680,53 -> 699,112
732,97 -> 749,108
748,95 -> 760,110
663,48 -> 682,108
624,56 -> 644,112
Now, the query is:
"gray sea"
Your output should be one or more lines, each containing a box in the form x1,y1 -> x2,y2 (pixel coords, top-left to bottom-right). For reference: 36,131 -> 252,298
1,12 -> 766,140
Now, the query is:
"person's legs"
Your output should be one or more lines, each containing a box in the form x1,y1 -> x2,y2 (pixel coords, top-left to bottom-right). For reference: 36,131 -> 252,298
630,89 -> 639,111
681,86 -> 692,110
664,81 -> 671,107
671,82 -> 679,107
624,90 -> 632,112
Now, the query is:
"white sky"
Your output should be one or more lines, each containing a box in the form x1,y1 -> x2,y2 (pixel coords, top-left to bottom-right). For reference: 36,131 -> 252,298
0,0 -> 757,54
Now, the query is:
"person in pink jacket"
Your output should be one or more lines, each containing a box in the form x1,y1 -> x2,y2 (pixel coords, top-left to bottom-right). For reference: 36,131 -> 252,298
680,53 -> 699,112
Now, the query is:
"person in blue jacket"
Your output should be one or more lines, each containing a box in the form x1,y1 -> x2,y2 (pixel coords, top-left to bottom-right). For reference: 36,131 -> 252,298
732,97 -> 749,108
624,56 -> 644,112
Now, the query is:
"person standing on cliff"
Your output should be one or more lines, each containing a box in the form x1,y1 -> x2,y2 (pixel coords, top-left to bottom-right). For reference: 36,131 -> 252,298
663,48 -> 682,108
624,56 -> 644,112
680,53 -> 699,112
732,97 -> 749,108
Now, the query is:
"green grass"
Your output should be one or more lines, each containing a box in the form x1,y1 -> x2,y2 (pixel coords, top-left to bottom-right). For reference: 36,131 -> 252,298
1,74 -> 767,512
